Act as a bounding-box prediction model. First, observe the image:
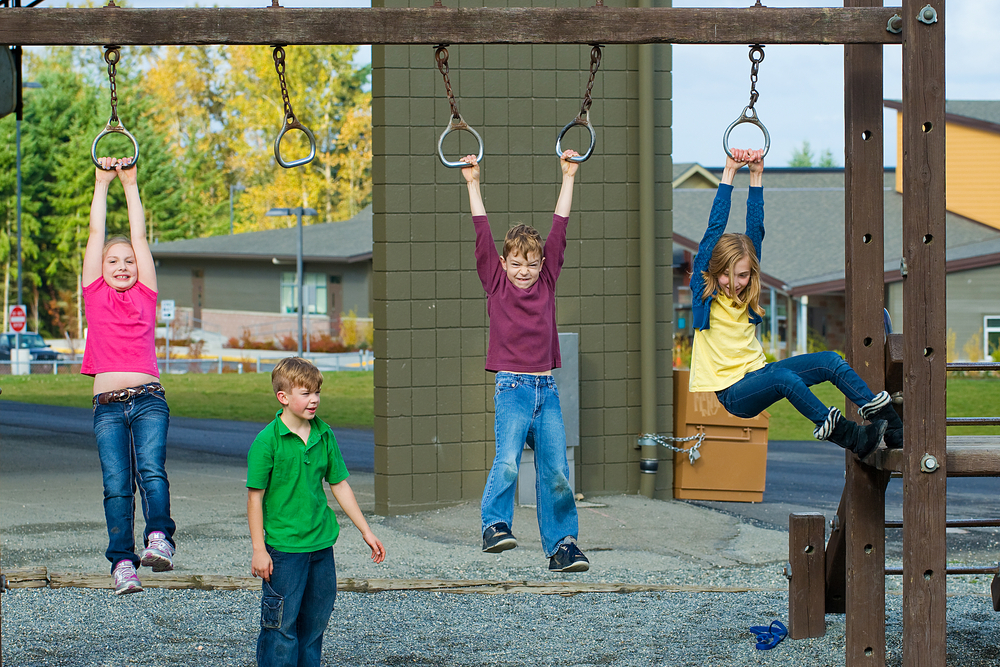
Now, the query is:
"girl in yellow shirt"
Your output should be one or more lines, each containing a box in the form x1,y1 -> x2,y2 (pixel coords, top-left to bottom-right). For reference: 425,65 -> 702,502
688,149 -> 902,460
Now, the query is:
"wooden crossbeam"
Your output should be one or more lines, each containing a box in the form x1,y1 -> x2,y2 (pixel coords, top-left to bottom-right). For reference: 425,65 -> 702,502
1,7 -> 904,47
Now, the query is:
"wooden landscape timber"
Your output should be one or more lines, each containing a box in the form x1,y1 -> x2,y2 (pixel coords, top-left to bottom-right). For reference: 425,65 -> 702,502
2,567 -> 785,596
2,6 -> 903,47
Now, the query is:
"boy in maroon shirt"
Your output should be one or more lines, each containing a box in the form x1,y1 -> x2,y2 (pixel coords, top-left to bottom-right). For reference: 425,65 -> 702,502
460,150 -> 589,572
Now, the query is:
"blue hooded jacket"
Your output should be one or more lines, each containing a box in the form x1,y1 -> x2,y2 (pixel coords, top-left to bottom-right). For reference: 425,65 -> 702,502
689,183 -> 765,331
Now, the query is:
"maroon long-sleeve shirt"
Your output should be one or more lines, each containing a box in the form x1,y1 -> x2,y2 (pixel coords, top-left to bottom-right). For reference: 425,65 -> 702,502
474,214 -> 567,373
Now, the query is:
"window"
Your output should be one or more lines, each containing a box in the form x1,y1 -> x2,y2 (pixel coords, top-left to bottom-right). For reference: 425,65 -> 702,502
281,272 -> 328,315
985,316 -> 1000,361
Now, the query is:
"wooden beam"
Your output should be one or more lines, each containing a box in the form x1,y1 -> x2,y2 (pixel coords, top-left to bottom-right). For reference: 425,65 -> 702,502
0,7 -> 905,46
843,3 -> 890,663
900,0 -> 947,665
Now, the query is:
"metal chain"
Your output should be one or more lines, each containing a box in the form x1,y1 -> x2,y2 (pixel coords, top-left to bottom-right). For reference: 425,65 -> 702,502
435,45 -> 461,120
272,46 -> 298,124
746,44 -> 765,112
578,44 -> 602,117
639,432 -> 706,465
104,46 -> 121,125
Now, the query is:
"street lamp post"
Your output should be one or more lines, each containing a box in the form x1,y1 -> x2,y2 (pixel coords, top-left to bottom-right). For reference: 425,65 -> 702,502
15,80 -> 41,310
266,207 -> 318,357
229,183 -> 245,234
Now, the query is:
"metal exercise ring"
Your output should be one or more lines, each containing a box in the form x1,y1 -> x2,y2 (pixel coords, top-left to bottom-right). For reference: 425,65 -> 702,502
274,119 -> 317,169
556,115 -> 597,163
437,116 -> 484,168
723,106 -> 770,159
91,122 -> 140,170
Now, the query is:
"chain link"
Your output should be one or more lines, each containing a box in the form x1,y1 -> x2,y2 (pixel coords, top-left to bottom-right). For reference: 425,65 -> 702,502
435,45 -> 461,120
104,46 -> 121,125
746,44 -> 765,112
578,44 -> 602,118
272,46 -> 298,125
639,432 -> 705,465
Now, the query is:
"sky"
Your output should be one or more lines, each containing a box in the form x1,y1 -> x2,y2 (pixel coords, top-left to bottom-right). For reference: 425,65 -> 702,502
46,0 -> 1000,168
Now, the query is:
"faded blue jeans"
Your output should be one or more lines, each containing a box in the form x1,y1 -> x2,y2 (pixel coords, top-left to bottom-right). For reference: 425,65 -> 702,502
93,390 -> 175,571
481,372 -> 578,557
257,545 -> 337,667
716,351 -> 877,426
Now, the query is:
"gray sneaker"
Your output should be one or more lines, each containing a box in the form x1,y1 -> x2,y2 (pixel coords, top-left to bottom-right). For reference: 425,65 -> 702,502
549,542 -> 590,572
112,560 -> 143,595
482,523 -> 518,553
141,531 -> 175,572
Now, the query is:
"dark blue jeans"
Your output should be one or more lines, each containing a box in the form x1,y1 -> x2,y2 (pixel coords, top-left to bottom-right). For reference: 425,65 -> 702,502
257,545 -> 337,667
482,372 -> 578,557
716,351 -> 877,426
93,391 -> 174,571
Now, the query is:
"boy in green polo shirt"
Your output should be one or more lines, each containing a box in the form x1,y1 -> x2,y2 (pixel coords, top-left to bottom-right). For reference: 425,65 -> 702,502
247,357 -> 385,667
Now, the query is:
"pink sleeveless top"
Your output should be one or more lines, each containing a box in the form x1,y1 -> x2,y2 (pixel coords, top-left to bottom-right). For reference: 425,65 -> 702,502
81,278 -> 160,378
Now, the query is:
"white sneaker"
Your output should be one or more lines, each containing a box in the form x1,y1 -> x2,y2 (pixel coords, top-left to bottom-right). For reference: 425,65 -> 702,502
140,531 -> 175,572
112,560 -> 143,595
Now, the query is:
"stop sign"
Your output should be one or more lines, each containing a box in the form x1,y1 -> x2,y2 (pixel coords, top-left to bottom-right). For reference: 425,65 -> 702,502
8,304 -> 27,333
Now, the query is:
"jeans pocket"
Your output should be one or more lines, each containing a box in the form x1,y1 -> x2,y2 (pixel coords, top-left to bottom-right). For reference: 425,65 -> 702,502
495,375 -> 520,397
260,583 -> 283,629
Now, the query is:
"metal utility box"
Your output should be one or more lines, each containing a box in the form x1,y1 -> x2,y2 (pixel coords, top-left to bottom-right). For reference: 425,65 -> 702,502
517,332 -> 579,505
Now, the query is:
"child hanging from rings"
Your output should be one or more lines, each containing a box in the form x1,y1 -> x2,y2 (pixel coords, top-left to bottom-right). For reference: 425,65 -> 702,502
459,150 -> 590,573
689,148 -> 903,459
82,156 -> 176,595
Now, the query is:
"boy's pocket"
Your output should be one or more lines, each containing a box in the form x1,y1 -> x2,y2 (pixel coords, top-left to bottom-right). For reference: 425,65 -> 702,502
260,582 -> 284,629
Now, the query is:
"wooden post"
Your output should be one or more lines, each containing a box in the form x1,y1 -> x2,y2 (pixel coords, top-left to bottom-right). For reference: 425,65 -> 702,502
843,1 -> 890,664
901,1 -> 947,665
788,513 -> 827,639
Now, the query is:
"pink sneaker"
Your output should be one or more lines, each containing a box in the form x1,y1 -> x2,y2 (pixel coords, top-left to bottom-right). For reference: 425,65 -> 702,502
141,531 -> 175,572
112,560 -> 143,595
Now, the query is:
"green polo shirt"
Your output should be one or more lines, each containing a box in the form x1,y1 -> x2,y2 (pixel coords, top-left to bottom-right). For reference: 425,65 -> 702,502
247,410 -> 349,553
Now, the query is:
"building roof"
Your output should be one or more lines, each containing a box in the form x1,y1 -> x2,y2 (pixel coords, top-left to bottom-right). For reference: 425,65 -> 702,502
672,168 -> 1000,296
150,205 -> 373,264
884,99 -> 1000,134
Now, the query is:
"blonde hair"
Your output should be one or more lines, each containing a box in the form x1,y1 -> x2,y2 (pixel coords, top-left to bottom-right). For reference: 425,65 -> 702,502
701,233 -> 765,318
103,236 -> 133,258
502,224 -> 544,260
272,357 -> 324,395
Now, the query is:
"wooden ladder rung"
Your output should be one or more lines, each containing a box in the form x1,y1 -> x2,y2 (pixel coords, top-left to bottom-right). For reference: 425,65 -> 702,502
869,436 -> 1000,476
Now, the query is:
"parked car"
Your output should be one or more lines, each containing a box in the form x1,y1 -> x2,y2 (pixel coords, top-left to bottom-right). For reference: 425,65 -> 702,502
0,332 -> 60,361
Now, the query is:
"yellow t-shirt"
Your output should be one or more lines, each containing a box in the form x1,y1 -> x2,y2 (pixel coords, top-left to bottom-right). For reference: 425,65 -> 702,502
689,293 -> 767,392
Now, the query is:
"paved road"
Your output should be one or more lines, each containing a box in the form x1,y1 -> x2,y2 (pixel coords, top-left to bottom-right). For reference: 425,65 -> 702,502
3,400 -> 997,530
0,400 -> 375,472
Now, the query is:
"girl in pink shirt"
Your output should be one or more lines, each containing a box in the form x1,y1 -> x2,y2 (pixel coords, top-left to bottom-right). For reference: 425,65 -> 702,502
83,157 -> 175,595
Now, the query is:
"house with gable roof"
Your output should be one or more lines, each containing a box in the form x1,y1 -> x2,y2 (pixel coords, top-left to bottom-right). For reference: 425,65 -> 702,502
150,206 -> 373,343
672,100 -> 1000,361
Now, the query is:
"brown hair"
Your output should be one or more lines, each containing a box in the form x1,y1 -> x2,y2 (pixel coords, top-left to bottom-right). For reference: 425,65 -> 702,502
701,233 -> 765,318
271,356 -> 324,395
502,224 -> 544,261
102,235 -> 133,258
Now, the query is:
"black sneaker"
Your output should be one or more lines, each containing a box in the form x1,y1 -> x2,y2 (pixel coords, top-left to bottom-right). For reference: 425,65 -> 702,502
482,523 -> 518,553
548,542 -> 590,572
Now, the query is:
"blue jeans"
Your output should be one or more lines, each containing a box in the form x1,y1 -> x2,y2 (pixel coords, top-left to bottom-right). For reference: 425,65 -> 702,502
257,546 -> 337,667
716,351 -> 877,426
482,372 -> 578,557
93,391 -> 174,571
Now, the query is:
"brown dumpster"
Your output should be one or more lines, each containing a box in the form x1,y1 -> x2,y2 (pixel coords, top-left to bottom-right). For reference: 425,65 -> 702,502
672,369 -> 770,502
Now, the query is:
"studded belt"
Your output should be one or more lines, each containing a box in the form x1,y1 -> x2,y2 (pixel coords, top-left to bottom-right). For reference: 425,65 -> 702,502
93,382 -> 165,408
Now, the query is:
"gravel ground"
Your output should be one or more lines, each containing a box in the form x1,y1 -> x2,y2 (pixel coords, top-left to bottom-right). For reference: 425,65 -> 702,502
3,431 -> 1000,665
5,588 -> 1000,666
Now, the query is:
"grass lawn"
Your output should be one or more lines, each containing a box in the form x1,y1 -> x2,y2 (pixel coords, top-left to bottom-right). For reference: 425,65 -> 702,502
2,373 -> 995,440
765,377 -> 1000,441
0,372 -> 374,429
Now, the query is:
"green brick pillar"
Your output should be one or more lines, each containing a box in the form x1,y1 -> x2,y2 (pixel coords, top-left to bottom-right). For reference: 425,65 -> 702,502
372,0 -> 674,514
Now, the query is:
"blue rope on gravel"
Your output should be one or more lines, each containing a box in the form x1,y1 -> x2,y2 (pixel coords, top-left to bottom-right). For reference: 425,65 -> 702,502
749,620 -> 787,650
